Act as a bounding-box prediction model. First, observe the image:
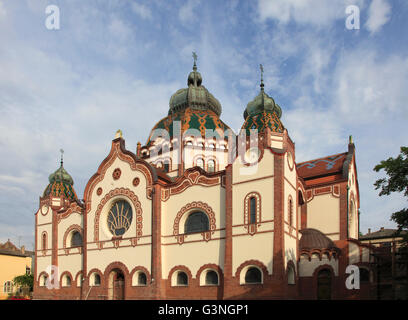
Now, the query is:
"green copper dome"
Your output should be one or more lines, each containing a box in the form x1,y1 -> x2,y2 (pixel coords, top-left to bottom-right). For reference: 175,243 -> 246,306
169,63 -> 222,116
242,78 -> 284,135
243,89 -> 282,120
42,161 -> 78,201
48,165 -> 74,185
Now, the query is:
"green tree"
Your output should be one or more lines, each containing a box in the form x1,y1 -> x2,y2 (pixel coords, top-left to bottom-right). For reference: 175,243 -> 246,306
374,146 -> 408,246
13,273 -> 34,292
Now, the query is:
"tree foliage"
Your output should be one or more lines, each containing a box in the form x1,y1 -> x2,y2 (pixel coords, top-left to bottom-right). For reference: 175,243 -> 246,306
374,146 -> 408,245
13,273 -> 34,291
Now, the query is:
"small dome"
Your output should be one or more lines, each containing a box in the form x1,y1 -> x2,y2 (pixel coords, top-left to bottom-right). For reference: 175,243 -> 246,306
243,90 -> 282,120
299,229 -> 337,250
42,162 -> 78,201
48,165 -> 74,185
168,64 -> 222,116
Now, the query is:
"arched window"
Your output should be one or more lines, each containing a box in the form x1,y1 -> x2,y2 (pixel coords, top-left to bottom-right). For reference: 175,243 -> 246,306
205,271 -> 219,285
207,160 -> 215,173
138,272 -> 147,286
42,233 -> 47,250
360,268 -> 369,282
71,231 -> 82,247
177,272 -> 188,286
245,267 -> 262,284
164,161 -> 170,173
288,197 -> 293,227
156,161 -> 163,168
61,274 -> 71,287
288,265 -> 295,285
317,269 -> 332,300
196,158 -> 204,169
93,273 -> 101,286
249,197 -> 256,224
184,211 -> 209,234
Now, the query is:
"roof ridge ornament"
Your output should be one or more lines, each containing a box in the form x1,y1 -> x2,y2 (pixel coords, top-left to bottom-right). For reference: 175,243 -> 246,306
192,51 -> 198,71
60,148 -> 64,167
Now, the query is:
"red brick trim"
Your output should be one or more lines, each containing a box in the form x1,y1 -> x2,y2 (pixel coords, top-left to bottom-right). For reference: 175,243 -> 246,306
57,202 -> 83,224
168,265 -> 193,286
94,188 -> 143,243
62,224 -> 82,250
129,266 -> 151,286
243,192 -> 262,235
74,271 -> 83,287
60,271 -> 73,287
173,201 -> 216,243
196,264 -> 223,286
87,268 -> 104,286
234,260 -> 268,283
312,264 -> 336,299
37,271 -> 49,284
83,138 -> 155,212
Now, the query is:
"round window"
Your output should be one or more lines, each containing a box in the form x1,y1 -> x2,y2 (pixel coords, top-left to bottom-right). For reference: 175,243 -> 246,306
107,200 -> 133,236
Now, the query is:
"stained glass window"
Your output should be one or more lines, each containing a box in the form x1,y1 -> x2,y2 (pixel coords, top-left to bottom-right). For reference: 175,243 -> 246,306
107,200 -> 133,237
185,211 -> 209,234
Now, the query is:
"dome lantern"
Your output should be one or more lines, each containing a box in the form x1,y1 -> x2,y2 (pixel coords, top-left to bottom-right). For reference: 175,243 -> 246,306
168,52 -> 222,117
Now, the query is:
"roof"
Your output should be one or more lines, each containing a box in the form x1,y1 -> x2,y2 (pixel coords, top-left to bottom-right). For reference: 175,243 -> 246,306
146,108 -> 232,146
299,228 -> 338,250
297,152 -> 347,180
360,228 -> 407,240
0,240 -> 33,258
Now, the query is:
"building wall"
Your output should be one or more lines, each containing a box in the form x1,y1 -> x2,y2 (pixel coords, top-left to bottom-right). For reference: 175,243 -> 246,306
0,254 -> 32,299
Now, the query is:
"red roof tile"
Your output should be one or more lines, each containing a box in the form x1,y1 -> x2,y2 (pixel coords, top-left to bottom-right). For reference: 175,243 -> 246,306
296,152 -> 347,179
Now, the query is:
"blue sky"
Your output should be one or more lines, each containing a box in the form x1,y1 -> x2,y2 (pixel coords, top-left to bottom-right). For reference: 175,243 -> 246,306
0,0 -> 407,250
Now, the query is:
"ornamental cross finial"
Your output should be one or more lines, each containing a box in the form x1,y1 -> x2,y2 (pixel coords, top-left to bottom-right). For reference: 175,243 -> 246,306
260,64 -> 264,90
60,148 -> 64,166
192,51 -> 198,65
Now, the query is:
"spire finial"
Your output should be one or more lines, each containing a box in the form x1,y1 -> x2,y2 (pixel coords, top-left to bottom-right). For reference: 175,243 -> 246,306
60,149 -> 64,167
260,64 -> 264,91
192,51 -> 198,71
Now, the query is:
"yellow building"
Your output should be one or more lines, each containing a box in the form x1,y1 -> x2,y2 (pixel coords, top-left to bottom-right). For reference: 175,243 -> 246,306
0,240 -> 33,299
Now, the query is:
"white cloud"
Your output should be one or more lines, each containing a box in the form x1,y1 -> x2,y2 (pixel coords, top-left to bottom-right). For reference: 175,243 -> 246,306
179,0 -> 200,24
131,2 -> 152,20
0,1 -> 6,18
258,0 -> 365,27
365,0 -> 391,34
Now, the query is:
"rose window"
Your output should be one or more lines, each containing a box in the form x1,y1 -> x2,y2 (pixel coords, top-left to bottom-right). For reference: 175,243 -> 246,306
107,200 -> 133,236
